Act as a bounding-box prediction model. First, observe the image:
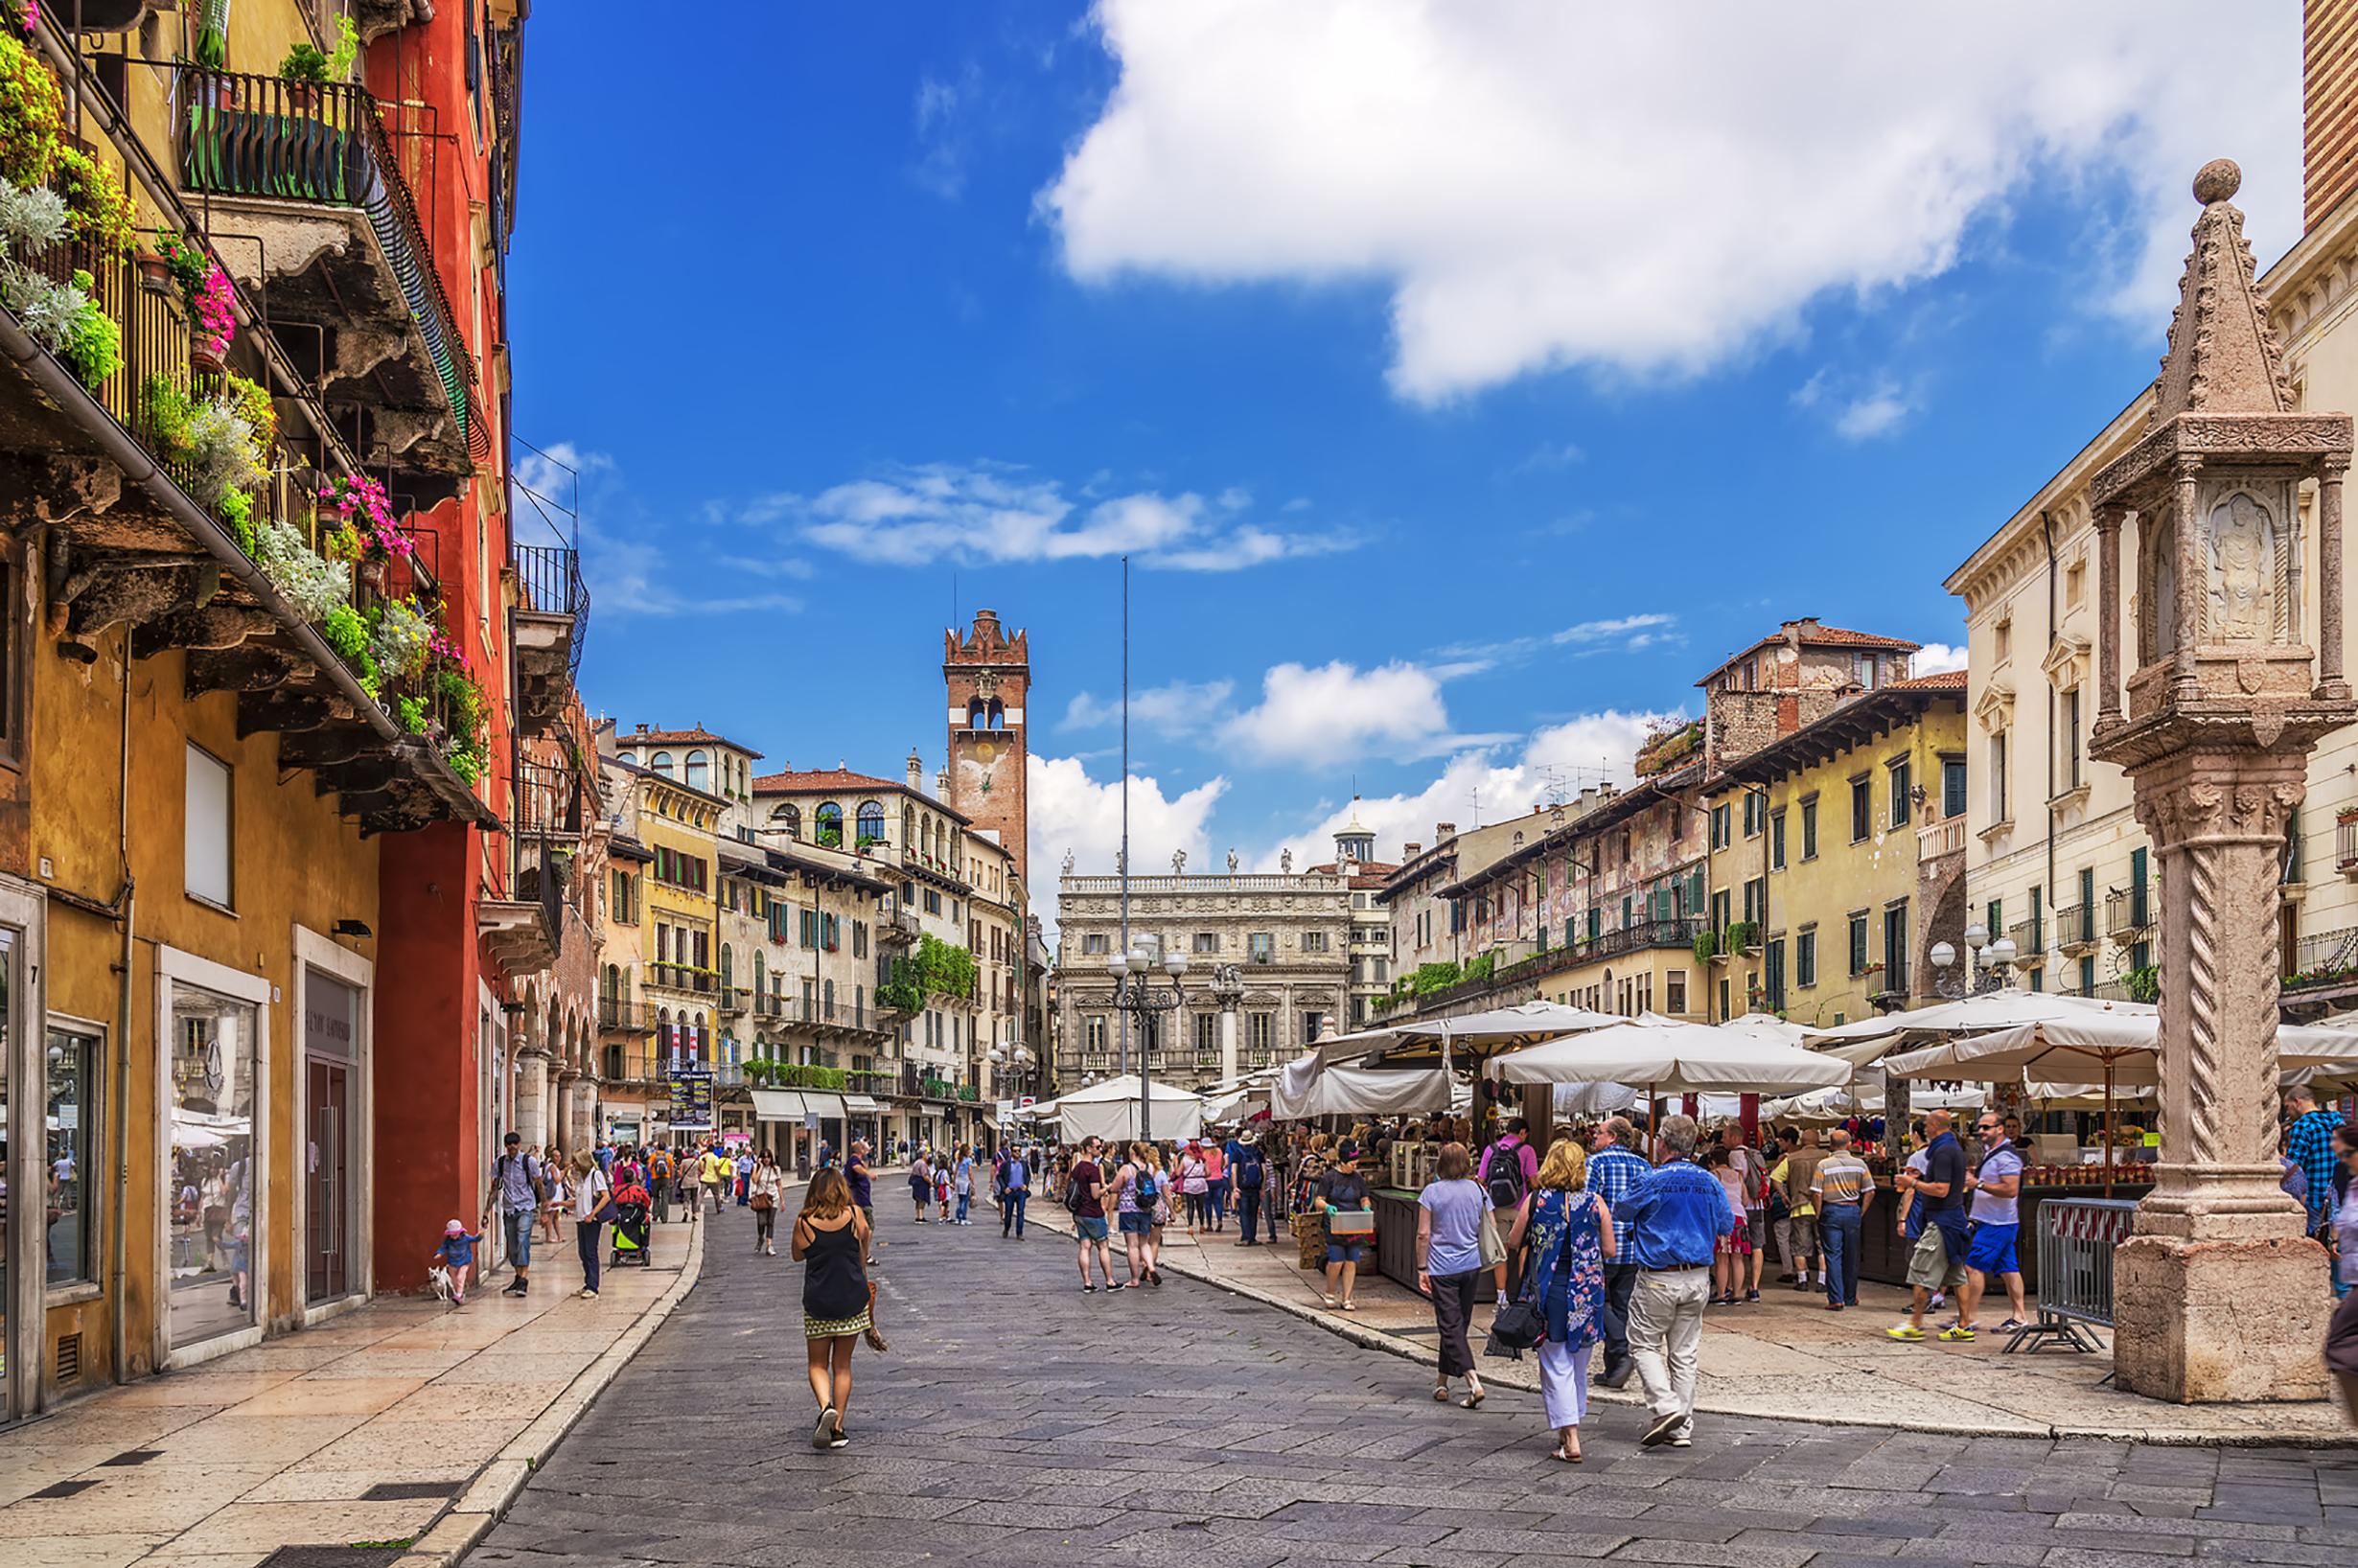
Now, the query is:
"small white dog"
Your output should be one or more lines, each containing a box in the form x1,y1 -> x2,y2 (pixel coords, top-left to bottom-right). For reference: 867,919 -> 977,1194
428,1264 -> 453,1303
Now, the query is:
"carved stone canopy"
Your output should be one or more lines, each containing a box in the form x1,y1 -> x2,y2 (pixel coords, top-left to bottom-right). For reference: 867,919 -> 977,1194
2089,160 -> 2357,771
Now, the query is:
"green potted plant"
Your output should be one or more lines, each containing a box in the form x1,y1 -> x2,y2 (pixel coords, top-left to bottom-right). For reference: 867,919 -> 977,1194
278,41 -> 330,108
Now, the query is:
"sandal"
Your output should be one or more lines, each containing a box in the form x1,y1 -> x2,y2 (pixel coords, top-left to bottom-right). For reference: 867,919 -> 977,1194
1341,1301 -> 1357,1313
1433,1384 -> 1451,1402
1460,1386 -> 1485,1409
1551,1445 -> 1583,1464
1324,1294 -> 1339,1307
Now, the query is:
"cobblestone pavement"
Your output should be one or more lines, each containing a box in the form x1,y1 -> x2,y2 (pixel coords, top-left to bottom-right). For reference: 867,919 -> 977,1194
473,1205 -> 2358,1568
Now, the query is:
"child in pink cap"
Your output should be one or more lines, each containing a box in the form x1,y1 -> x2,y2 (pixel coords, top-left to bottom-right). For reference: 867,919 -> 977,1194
433,1219 -> 483,1306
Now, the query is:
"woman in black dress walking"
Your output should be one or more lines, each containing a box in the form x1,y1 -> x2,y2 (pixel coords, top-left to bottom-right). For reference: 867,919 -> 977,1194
793,1167 -> 873,1449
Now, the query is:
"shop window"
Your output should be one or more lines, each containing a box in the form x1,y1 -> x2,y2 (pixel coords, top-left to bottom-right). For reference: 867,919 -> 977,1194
167,978 -> 260,1349
46,1024 -> 99,1287
185,744 -> 233,909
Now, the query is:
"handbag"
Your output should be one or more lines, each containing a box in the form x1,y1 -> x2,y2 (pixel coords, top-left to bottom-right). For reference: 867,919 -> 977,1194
1486,1293 -> 1545,1353
1477,1207 -> 1506,1269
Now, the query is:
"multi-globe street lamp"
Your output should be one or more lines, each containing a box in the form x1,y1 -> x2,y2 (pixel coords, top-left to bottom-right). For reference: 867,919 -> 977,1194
1108,943 -> 1188,1141
1926,921 -> 2019,1001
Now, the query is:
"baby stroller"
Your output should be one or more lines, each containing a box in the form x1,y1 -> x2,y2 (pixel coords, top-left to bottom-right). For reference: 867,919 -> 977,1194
607,1180 -> 652,1268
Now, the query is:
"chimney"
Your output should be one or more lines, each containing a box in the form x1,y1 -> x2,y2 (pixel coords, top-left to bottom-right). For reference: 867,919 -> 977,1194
1404,842 -> 1422,858
906,749 -> 923,794
1436,821 -> 1456,841
2312,0 -> 2358,229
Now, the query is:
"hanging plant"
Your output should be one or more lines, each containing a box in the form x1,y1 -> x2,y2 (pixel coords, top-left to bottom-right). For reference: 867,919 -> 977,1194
192,258 -> 234,367
278,43 -> 332,89
317,470 -> 411,560
191,0 -> 227,70
396,694 -> 428,735
0,177 -> 113,387
220,369 -> 274,467
51,145 -> 134,257
368,595 -> 433,683
0,32 -> 61,187
154,229 -> 208,301
254,514 -> 353,624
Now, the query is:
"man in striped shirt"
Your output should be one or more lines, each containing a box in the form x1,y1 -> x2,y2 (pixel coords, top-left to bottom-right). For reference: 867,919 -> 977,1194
1808,1129 -> 1875,1310
1587,1116 -> 1651,1390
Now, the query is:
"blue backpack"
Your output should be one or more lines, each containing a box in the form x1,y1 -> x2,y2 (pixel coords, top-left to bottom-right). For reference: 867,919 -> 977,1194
1131,1163 -> 1160,1207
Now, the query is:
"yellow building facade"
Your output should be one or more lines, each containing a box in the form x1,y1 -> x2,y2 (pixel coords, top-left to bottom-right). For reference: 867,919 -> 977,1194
1703,677 -> 1970,1028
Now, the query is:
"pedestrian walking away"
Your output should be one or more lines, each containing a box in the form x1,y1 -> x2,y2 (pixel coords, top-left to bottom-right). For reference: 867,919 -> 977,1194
648,1144 -> 674,1225
751,1148 -> 787,1254
699,1143 -> 728,1214
570,1148 -> 613,1300
539,1145 -> 566,1246
793,1167 -> 873,1451
954,1145 -> 976,1223
1477,1118 -> 1539,1303
1204,1137 -> 1229,1231
1233,1133 -> 1268,1246
1111,1141 -> 1163,1287
735,1146 -> 755,1207
484,1130 -> 545,1298
1615,1113 -> 1733,1449
1585,1117 -> 1648,1390
1810,1130 -> 1874,1311
1513,1135 -> 1615,1463
1415,1141 -> 1489,1408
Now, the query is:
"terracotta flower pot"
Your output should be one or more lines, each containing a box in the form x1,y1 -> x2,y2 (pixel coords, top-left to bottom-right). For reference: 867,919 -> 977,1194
134,251 -> 173,294
190,343 -> 224,376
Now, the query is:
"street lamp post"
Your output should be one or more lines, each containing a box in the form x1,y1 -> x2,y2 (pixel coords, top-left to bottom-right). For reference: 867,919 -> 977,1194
1926,922 -> 2019,1001
1107,943 -> 1188,1142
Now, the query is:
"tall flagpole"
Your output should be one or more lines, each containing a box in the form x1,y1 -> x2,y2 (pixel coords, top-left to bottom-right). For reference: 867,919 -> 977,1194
1120,557 -> 1135,1136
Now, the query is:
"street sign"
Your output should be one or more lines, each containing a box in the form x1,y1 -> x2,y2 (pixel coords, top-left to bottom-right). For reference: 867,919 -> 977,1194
667,1067 -> 715,1132
1017,1095 -> 1036,1108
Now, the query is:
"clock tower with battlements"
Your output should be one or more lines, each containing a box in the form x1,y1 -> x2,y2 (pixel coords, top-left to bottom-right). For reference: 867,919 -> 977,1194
945,609 -> 1030,883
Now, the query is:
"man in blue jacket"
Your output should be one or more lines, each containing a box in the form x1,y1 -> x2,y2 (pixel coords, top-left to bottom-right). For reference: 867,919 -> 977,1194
1615,1114 -> 1733,1450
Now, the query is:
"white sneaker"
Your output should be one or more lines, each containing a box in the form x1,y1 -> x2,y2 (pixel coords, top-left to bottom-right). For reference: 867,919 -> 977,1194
578,1288 -> 598,1300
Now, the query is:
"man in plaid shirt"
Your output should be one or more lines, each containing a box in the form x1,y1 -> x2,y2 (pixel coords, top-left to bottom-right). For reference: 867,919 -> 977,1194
1586,1116 -> 1652,1389
2286,1086 -> 2345,1237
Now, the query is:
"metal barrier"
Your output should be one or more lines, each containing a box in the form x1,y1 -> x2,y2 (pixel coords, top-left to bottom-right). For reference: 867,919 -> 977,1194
2007,1195 -> 2138,1355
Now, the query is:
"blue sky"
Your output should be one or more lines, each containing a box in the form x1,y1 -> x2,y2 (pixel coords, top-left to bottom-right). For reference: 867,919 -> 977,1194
508,2 -> 2300,879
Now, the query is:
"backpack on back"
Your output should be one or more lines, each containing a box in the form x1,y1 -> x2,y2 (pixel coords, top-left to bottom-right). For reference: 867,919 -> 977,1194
1484,1142 -> 1528,1209
1236,1149 -> 1265,1188
1131,1163 -> 1160,1208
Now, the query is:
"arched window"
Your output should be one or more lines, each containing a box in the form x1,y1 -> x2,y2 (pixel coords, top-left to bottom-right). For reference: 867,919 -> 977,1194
856,800 -> 885,846
600,963 -> 619,1003
773,802 -> 801,839
967,697 -> 985,729
684,749 -> 710,793
903,804 -> 915,845
616,751 -> 637,768
719,943 -> 734,993
649,750 -> 674,779
816,801 -> 844,846
987,697 -> 1005,729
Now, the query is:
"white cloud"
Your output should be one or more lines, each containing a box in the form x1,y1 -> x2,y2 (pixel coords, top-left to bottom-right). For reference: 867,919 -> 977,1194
1062,679 -> 1237,734
1437,611 -> 1680,669
1042,1 -> 2299,403
1834,385 -> 1912,441
1250,709 -> 1681,868
1221,659 -> 1510,768
1911,642 -> 1970,676
1030,753 -> 1228,886
772,463 -> 1353,572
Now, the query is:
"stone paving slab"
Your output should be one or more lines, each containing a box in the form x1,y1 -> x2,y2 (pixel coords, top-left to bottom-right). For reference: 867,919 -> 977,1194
1028,1205 -> 2358,1443
472,1188 -> 2358,1568
0,1202 -> 705,1566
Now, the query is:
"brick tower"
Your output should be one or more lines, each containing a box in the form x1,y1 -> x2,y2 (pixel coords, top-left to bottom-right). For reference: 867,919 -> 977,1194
945,610 -> 1030,881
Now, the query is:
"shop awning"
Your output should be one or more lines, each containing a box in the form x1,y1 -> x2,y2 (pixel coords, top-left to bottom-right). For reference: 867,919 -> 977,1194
750,1090 -> 808,1120
843,1094 -> 883,1113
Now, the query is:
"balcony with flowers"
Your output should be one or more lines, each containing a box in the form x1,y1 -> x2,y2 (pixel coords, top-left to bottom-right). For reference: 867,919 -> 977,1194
171,21 -> 484,503
0,18 -> 492,834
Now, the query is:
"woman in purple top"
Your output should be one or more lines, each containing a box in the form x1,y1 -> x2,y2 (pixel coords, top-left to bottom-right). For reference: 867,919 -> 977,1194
1416,1142 -> 1491,1408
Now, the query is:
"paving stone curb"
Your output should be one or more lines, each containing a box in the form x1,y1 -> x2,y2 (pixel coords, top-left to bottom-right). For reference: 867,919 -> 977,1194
393,1208 -> 709,1568
1027,1209 -> 2358,1448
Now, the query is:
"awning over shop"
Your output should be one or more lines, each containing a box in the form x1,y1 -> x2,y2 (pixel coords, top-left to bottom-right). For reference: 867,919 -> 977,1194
801,1093 -> 846,1118
842,1094 -> 883,1114
750,1090 -> 808,1120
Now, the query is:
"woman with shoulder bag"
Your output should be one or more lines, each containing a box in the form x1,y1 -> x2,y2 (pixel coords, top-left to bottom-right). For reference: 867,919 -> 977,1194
1509,1137 -> 1615,1463
568,1149 -> 613,1300
751,1150 -> 787,1255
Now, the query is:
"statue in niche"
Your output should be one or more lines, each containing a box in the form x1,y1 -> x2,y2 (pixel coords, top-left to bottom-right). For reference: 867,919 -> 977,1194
2208,491 -> 2277,641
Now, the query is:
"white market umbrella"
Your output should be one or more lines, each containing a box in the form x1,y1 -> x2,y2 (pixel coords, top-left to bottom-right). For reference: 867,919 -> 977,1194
1313,1000 -> 1623,1068
1270,1061 -> 1454,1120
1493,1018 -> 1853,1095
1802,991 -> 2154,1064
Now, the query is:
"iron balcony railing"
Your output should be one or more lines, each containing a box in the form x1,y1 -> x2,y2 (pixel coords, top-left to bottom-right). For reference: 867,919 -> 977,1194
599,998 -> 655,1033
173,67 -> 485,459
2289,926 -> 2358,991
648,962 -> 716,994
511,758 -> 584,841
513,542 -> 590,678
2009,916 -> 2045,963
716,986 -> 749,1015
2104,886 -> 2153,938
2053,904 -> 2098,952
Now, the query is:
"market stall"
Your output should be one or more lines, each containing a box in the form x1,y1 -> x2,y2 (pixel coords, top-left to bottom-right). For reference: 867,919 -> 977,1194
1049,1073 -> 1206,1143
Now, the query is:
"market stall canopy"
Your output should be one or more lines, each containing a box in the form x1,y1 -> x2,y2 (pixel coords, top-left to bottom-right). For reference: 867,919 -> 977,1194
1313,1000 -> 1623,1067
1552,1083 -> 1745,1119
1801,991 -> 2155,1066
1764,1083 -> 1987,1122
1051,1074 -> 1206,1143
1271,1060 -> 1455,1120
1723,1011 -> 1809,1046
1884,1013 -> 2358,1086
1493,1018 -> 1854,1095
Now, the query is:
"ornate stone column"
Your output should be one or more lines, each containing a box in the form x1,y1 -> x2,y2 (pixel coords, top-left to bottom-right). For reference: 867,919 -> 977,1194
2089,159 -> 2354,1402
2322,459 -> 2348,699
2094,506 -> 2125,726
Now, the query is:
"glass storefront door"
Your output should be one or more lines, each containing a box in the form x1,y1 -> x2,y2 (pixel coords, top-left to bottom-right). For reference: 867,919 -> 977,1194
167,982 -> 259,1350
44,1026 -> 97,1293
304,962 -> 358,1305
